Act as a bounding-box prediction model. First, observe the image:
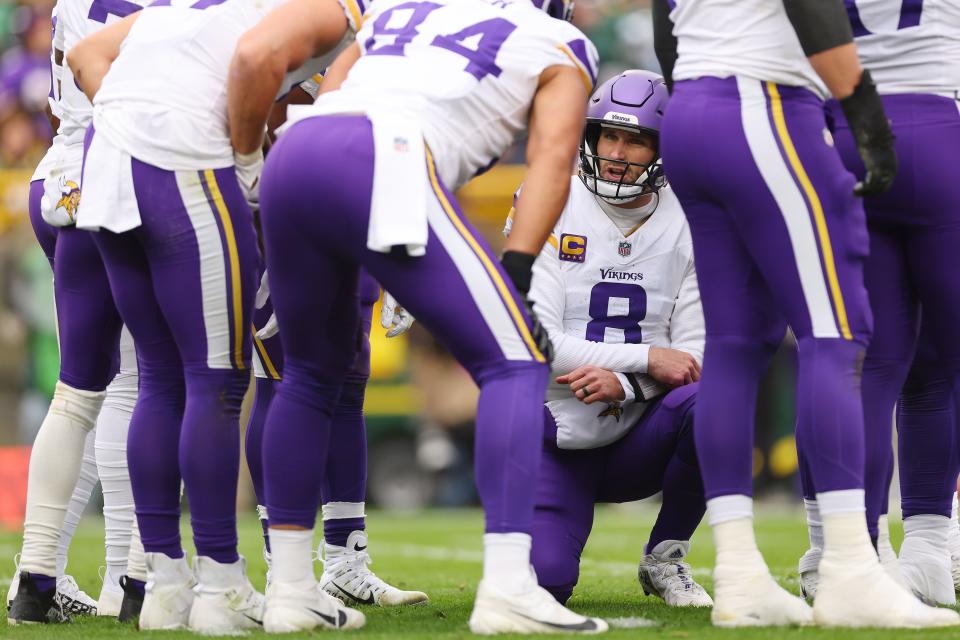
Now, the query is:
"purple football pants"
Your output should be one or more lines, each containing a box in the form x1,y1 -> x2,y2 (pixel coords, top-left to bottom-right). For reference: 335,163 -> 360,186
246,274 -> 379,545
532,384 -> 704,603
88,127 -> 259,563
662,77 -> 872,503
797,94 -> 960,533
258,115 -> 548,534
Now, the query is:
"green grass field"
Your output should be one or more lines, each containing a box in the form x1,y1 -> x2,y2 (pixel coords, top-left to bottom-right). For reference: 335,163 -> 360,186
2,506 -> 959,639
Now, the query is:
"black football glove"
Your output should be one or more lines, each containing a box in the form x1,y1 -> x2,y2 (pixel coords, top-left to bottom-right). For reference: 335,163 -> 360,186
839,70 -> 897,197
501,250 -> 554,364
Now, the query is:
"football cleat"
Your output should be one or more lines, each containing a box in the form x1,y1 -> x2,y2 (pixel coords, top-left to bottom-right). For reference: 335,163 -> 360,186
138,553 -> 196,631
899,515 -> 956,606
55,574 -> 97,617
320,531 -> 428,607
711,561 -> 812,627
877,514 -> 906,587
117,575 -> 144,624
797,547 -> 821,600
96,575 -> 123,618
7,572 -> 67,625
468,570 -> 607,634
188,556 -> 265,634
637,540 -> 712,607
263,579 -> 365,633
815,538 -> 960,627
5,554 -> 20,612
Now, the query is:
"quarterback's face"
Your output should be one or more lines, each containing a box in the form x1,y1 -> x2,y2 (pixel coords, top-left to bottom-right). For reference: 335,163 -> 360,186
596,126 -> 656,185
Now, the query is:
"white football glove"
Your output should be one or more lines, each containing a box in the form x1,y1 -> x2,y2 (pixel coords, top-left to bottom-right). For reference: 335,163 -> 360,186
256,313 -> 279,341
380,292 -> 414,338
254,271 -> 278,339
235,149 -> 264,210
255,270 -> 270,310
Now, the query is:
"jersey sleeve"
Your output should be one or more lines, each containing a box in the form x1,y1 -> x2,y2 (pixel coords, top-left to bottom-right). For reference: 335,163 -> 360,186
543,24 -> 599,94
336,0 -> 368,33
529,247 -> 652,376
668,257 -> 705,365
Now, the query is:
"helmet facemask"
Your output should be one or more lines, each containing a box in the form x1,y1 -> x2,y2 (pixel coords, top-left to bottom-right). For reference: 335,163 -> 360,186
579,122 -> 666,203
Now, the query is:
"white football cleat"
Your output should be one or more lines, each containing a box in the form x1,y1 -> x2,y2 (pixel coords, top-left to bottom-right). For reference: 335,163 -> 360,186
320,531 -> 428,607
139,553 -> 196,631
263,579 -> 365,633
814,543 -> 960,628
637,540 -> 712,607
54,575 -> 98,617
711,561 -> 812,627
468,570 -> 607,634
797,547 -> 820,601
188,556 -> 265,635
96,580 -> 123,617
899,515 -> 956,606
949,524 -> 960,593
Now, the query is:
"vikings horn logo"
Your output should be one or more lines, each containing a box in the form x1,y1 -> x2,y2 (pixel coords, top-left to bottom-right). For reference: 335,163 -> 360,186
597,403 -> 622,422
56,179 -> 81,222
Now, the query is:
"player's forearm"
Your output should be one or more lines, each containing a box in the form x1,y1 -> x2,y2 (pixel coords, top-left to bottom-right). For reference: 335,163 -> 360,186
782,0 -> 861,99
508,163 -> 571,256
319,42 -> 360,95
551,333 -> 651,375
808,43 -> 862,100
227,45 -> 286,154
67,49 -> 111,102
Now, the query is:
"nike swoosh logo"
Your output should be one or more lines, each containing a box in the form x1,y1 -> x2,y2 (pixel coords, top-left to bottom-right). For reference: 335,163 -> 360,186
353,543 -> 367,552
330,581 -> 375,606
307,607 -> 347,627
241,612 -> 263,626
511,611 -> 601,632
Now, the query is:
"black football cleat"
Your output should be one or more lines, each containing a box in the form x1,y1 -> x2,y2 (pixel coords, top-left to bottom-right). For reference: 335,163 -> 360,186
7,572 -> 68,625
117,576 -> 144,624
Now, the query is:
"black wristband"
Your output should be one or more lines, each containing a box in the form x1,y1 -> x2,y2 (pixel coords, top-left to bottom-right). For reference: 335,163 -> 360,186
839,70 -> 894,149
501,250 -> 537,294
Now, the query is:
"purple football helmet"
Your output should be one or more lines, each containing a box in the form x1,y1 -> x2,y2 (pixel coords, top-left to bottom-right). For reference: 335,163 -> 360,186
579,69 -> 669,202
531,0 -> 574,21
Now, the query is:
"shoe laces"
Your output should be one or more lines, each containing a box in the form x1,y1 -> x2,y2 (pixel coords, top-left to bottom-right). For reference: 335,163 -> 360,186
659,560 -> 702,593
321,544 -> 388,596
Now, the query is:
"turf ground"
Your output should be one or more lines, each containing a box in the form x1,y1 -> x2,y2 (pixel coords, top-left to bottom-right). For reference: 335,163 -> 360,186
1,506 -> 958,639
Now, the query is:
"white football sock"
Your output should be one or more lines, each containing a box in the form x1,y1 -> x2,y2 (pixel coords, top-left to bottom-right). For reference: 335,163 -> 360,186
817,490 -> 874,562
707,496 -> 767,571
804,498 -> 823,550
126,522 -> 147,583
321,501 -> 365,521
269,529 -> 315,585
949,494 -> 960,560
483,532 -> 532,594
21,381 -> 104,577
900,514 -> 955,605
96,370 -> 137,590
56,426 -> 99,578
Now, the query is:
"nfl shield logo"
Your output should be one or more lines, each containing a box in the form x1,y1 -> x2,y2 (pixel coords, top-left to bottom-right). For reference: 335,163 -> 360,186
618,241 -> 632,257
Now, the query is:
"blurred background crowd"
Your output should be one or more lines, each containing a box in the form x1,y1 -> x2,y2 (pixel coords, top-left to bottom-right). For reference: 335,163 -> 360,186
0,0 -> 801,527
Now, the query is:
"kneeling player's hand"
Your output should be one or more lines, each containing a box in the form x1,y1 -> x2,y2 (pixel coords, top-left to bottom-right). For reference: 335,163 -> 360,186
647,346 -> 700,387
557,366 -> 625,405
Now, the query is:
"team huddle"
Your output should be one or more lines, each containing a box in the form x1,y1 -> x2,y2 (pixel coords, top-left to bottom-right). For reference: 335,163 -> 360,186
4,0 -> 960,633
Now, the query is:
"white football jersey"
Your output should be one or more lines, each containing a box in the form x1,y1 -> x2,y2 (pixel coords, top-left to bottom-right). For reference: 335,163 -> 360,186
848,0 -> 960,95
521,179 -> 703,450
92,0 -> 360,171
32,2 -> 63,183
56,0 -> 152,147
307,0 -> 599,191
669,0 -> 826,96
